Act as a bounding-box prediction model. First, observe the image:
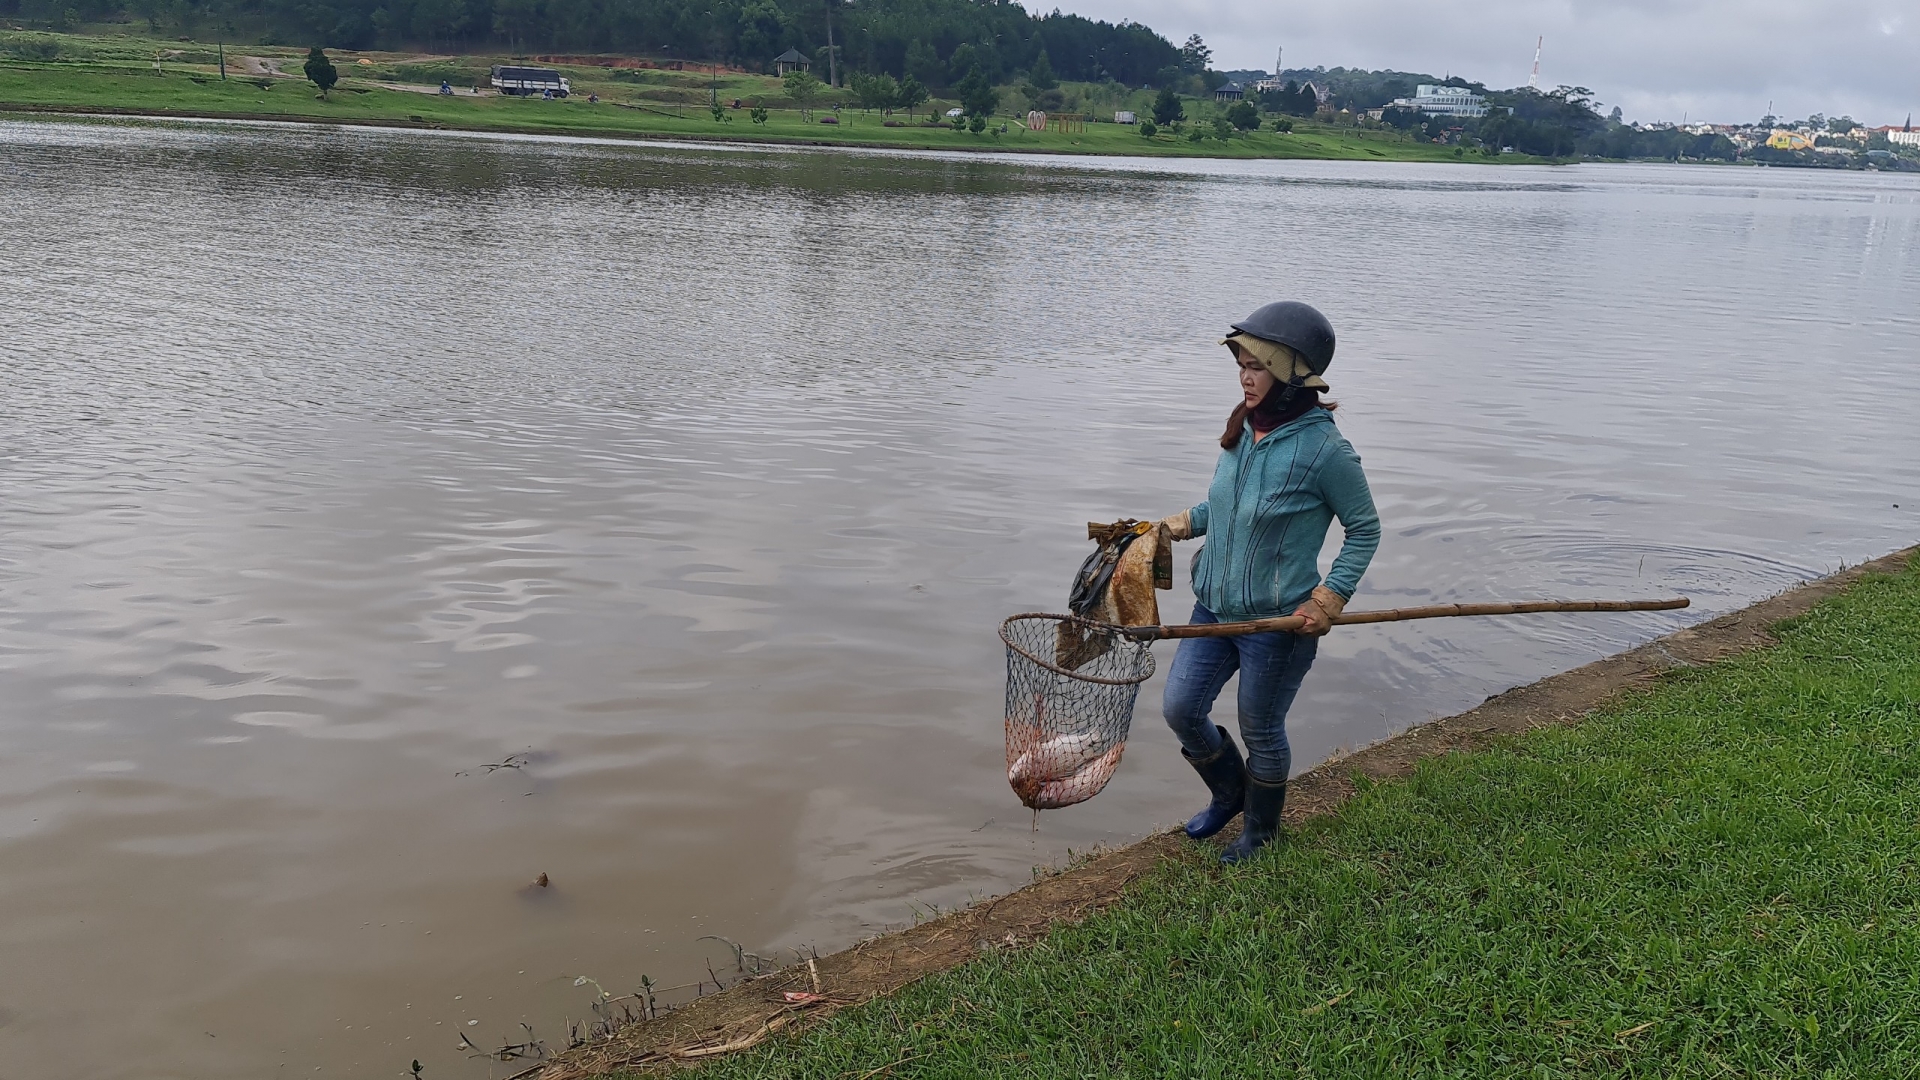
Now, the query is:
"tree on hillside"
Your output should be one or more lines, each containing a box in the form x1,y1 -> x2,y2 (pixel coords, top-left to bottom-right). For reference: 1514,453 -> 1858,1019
1179,34 -> 1210,73
850,71 -> 899,113
1025,50 -> 1058,92
904,39 -> 942,89
954,64 -> 998,118
895,74 -> 929,120
784,69 -> 823,120
946,43 -> 978,85
1151,84 -> 1184,126
1226,100 -> 1259,130
304,47 -> 338,98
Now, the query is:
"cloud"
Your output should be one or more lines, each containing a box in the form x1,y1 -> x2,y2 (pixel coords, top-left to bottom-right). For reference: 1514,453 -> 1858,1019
1041,0 -> 1917,125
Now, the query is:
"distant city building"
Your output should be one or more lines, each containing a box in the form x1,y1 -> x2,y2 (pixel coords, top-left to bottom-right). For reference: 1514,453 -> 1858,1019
1886,130 -> 1920,148
1386,84 -> 1488,118
1214,81 -> 1244,102
771,48 -> 811,76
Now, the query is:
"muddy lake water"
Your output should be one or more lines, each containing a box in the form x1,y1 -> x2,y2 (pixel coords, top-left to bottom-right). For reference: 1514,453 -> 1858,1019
2,116 -> 1918,1077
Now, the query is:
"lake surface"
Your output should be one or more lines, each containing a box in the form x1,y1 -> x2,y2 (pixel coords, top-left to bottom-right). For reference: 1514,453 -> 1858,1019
2,116 -> 1917,1078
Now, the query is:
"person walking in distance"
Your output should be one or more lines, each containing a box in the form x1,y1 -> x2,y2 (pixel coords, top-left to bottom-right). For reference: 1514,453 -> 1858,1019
1156,302 -> 1380,864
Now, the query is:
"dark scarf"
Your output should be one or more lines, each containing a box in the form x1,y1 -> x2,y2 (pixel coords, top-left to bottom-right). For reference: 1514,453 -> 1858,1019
1221,385 -> 1320,449
1250,384 -> 1319,434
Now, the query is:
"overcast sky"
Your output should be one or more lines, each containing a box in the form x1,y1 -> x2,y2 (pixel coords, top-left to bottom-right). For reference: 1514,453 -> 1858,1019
1044,0 -> 1916,126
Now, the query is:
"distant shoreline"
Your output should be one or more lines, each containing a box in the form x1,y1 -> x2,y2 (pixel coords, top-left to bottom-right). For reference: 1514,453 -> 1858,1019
1,100 -> 1551,163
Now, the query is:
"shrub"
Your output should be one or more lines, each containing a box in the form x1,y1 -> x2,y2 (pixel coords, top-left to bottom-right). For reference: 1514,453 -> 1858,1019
1139,120 -> 1157,137
1270,117 -> 1293,133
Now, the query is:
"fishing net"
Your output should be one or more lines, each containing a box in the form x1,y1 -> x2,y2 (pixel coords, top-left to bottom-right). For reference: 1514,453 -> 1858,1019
999,613 -> 1155,810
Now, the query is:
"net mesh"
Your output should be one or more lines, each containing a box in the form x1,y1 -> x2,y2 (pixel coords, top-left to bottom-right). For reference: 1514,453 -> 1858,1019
999,613 -> 1155,810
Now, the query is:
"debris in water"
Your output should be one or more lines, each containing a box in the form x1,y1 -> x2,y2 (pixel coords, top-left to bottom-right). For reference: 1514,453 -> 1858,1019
532,872 -> 549,888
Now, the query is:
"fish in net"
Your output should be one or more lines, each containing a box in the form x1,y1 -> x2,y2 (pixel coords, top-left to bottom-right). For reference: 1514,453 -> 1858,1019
1000,614 -> 1154,809
997,519 -> 1171,812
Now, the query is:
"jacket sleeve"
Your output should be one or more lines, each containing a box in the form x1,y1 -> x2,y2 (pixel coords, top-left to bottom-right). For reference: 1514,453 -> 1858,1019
1188,501 -> 1209,538
1315,440 -> 1379,600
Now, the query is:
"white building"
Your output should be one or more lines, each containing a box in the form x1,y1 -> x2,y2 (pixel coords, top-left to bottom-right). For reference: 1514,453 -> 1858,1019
1386,84 -> 1488,118
1889,130 -> 1920,148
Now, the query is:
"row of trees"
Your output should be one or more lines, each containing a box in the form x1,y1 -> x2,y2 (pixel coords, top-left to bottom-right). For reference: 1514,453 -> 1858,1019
4,0 -> 1185,89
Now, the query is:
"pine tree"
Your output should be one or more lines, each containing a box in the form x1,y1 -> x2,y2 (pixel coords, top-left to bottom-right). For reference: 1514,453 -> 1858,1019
304,47 -> 338,99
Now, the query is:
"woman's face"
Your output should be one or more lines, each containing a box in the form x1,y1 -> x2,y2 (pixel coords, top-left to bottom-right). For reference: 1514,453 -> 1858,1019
1237,351 -> 1276,408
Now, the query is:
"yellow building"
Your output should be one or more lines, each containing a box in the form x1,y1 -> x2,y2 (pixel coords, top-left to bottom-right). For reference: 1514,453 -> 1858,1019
1767,129 -> 1815,151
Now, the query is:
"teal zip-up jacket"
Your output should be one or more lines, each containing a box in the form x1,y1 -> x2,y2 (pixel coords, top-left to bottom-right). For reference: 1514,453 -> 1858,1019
1188,409 -> 1380,620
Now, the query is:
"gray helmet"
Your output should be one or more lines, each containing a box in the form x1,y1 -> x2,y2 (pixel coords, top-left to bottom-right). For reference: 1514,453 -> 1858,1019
1230,301 -> 1335,375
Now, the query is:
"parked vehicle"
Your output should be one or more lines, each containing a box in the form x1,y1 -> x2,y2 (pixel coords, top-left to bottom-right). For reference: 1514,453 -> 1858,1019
490,66 -> 571,98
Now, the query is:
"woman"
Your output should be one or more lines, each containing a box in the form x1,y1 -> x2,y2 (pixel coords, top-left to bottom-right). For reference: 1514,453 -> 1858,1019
1157,302 -> 1380,865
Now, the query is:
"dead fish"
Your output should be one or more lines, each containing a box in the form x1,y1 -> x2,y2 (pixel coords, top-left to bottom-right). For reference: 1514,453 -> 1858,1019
1008,730 -> 1105,786
1021,743 -> 1126,810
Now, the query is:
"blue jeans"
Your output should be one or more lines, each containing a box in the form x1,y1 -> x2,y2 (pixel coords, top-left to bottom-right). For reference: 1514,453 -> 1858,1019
1162,603 -> 1318,784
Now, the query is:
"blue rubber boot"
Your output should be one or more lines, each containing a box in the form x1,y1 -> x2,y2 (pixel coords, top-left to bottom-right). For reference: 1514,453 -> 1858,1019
1220,772 -> 1286,865
1181,726 -> 1246,840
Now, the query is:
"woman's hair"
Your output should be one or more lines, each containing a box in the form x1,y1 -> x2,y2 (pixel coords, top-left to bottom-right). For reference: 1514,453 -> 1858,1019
1220,393 -> 1337,450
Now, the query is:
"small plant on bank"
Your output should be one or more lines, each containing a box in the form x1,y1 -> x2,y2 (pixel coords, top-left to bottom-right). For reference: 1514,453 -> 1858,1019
950,113 -> 966,131
750,105 -> 768,124
303,46 -> 337,99
1271,117 -> 1293,133
710,102 -> 730,122
1212,116 -> 1233,140
1138,119 -> 1157,137
1226,100 -> 1259,131
968,114 -> 986,134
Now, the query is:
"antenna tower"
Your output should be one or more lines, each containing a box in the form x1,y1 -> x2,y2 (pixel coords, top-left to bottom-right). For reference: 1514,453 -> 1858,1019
1275,46 -> 1282,76
1528,36 -> 1542,90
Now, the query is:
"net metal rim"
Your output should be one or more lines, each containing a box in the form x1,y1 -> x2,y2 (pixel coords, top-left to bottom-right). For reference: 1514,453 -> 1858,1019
998,612 -> 1156,686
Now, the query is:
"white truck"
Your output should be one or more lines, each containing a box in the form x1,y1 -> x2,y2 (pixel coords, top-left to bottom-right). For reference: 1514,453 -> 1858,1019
490,65 -> 571,98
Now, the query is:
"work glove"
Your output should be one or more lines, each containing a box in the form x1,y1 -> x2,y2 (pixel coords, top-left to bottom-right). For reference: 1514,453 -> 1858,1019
1292,585 -> 1347,637
1158,511 -> 1193,541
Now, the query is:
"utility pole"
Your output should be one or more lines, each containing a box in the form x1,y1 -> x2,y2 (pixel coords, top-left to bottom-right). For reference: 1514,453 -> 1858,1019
219,41 -> 226,80
1527,36 -> 1541,90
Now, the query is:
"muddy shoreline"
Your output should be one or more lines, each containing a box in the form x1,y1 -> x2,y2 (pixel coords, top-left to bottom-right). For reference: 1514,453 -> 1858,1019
531,544 -> 1916,1078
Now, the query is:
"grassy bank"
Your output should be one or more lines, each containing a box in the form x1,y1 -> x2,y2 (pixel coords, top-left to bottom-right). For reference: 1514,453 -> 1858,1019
675,555 -> 1920,1078
0,33 -> 1519,162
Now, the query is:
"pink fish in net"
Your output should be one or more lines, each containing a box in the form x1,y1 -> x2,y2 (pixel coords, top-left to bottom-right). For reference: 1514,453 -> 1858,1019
1006,693 -> 1125,810
1018,742 -> 1125,810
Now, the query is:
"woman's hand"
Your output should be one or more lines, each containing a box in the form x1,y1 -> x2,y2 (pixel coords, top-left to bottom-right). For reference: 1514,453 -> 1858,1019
1158,511 -> 1193,541
1291,586 -> 1348,636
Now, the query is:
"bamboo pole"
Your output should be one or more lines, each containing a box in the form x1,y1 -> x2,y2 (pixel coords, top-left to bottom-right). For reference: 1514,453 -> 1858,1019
1127,597 -> 1689,641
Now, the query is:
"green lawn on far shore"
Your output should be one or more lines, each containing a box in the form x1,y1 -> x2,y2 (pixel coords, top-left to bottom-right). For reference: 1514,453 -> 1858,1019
0,60 -> 1510,163
676,555 -> 1920,1078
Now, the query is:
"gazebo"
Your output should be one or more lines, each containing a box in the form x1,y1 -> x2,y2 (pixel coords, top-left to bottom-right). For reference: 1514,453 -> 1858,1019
772,48 -> 811,76
1213,81 -> 1244,102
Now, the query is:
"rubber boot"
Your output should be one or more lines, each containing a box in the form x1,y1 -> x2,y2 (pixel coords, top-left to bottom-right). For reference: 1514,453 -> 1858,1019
1181,726 -> 1246,840
1219,772 -> 1286,865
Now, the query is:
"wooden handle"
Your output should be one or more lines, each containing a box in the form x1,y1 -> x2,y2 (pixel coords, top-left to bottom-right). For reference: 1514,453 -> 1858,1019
1124,597 -> 1689,641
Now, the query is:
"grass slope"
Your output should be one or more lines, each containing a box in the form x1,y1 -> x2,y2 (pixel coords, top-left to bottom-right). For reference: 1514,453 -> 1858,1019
682,556 -> 1920,1078
0,54 -> 1499,162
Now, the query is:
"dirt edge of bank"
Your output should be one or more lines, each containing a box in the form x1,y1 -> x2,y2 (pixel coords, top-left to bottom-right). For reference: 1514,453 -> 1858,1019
536,545 -> 1916,1079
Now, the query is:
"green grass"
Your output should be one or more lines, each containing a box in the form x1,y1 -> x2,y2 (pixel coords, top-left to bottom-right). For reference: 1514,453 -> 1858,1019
0,34 -> 1520,162
680,556 -> 1920,1078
